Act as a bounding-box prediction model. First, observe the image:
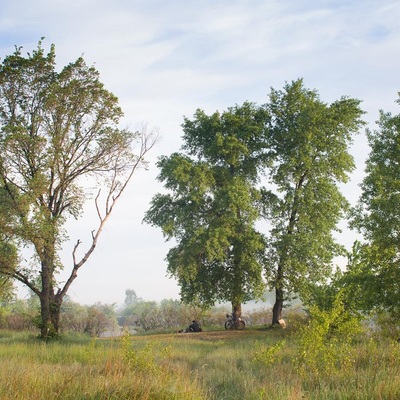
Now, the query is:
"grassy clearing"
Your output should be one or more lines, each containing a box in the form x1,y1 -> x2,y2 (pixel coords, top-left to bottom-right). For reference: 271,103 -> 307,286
1,328 -> 400,399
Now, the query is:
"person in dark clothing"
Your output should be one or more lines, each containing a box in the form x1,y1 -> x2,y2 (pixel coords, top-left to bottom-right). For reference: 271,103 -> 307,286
177,320 -> 202,333
188,320 -> 202,332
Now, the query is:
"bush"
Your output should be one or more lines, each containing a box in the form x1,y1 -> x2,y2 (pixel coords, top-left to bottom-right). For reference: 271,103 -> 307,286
295,291 -> 364,377
371,312 -> 400,340
0,299 -> 37,331
61,301 -> 118,336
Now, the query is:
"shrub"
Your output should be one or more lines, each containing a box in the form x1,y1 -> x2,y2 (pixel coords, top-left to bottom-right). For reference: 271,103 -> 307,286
253,339 -> 286,366
295,290 -> 363,377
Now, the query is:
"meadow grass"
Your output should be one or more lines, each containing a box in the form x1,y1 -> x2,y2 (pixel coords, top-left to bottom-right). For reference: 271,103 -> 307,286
1,327 -> 400,399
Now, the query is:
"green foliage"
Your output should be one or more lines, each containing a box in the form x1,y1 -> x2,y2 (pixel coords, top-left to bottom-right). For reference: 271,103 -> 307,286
0,41 -> 155,339
125,300 -> 160,331
261,79 -> 365,321
60,300 -> 118,336
351,97 -> 400,318
121,331 -> 171,374
295,291 -> 363,377
253,339 -> 286,366
307,241 -> 381,317
0,275 -> 15,304
0,298 -> 38,331
145,102 -> 268,311
145,79 -> 365,324
371,312 -> 400,340
119,296 -> 209,332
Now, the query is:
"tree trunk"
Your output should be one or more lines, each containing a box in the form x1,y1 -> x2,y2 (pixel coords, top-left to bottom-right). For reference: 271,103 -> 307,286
39,291 -> 62,339
232,303 -> 242,321
51,294 -> 62,334
271,175 -> 303,326
272,286 -> 284,325
39,294 -> 53,339
40,261 -> 53,339
39,249 -> 62,339
272,260 -> 284,326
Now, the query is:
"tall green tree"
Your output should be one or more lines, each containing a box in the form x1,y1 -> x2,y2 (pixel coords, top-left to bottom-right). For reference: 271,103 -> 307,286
0,42 -> 157,339
144,103 -> 268,320
351,96 -> 400,317
262,79 -> 365,325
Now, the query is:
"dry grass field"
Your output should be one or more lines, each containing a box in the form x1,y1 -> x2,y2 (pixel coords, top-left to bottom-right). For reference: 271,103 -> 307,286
1,326 -> 400,399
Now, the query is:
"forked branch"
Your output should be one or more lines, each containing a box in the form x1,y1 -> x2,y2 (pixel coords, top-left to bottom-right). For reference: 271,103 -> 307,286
57,127 -> 159,301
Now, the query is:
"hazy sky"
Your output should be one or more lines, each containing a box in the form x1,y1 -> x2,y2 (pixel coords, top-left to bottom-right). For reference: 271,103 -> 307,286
1,0 -> 399,305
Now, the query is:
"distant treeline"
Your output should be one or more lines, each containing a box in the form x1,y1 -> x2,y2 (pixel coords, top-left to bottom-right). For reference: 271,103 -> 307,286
0,295 -> 299,336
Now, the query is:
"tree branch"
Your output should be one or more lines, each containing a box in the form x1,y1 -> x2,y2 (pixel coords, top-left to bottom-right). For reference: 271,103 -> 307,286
56,126 -> 159,302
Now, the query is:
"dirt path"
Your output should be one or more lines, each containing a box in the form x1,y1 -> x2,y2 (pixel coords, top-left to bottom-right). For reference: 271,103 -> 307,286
128,328 -> 270,342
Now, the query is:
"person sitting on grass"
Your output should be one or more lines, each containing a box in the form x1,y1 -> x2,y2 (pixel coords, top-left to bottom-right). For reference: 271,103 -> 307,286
188,320 -> 202,332
178,320 -> 202,333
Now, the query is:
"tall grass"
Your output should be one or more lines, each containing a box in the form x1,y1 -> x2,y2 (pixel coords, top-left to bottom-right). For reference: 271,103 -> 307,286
0,330 -> 205,399
1,328 -> 400,399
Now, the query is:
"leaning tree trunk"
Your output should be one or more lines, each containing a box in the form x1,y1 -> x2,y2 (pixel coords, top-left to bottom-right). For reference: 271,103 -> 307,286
271,182 -> 301,327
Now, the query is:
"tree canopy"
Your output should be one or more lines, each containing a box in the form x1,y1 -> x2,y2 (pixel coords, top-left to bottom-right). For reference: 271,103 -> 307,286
0,41 -> 157,338
351,96 -> 400,317
261,79 -> 365,323
144,102 -> 268,319
145,80 -> 365,324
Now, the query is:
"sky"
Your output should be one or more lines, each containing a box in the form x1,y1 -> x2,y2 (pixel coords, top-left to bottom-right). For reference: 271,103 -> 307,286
1,0 -> 399,306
